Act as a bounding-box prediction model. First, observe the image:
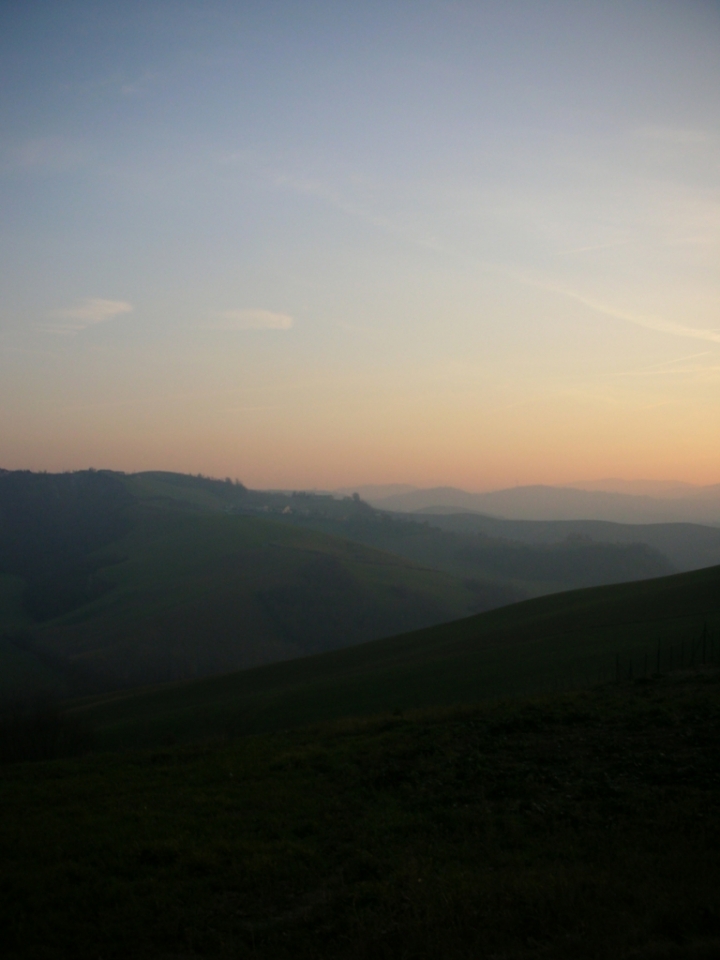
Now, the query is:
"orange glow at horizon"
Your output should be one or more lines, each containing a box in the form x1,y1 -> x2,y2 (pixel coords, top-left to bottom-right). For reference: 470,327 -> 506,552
1,3 -> 719,493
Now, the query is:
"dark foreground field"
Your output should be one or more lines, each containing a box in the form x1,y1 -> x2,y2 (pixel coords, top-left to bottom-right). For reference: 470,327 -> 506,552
3,671 -> 720,960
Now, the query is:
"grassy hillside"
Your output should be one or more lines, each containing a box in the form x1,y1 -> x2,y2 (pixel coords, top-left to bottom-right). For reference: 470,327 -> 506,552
1,469 -> 681,705
418,512 -> 720,573
0,575 -> 30,635
117,472 -> 678,595
3,673 -> 720,959
73,562 -> 720,751
0,469 -> 133,622
35,502 -> 490,690
0,471 -> 499,700
285,511 -> 672,593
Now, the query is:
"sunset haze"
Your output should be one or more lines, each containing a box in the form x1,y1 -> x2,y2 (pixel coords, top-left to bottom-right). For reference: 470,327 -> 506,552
1,1 -> 719,490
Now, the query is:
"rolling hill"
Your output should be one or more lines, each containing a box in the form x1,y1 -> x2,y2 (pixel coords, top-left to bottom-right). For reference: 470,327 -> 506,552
34,504 -> 492,690
279,507 -> 673,594
2,469 -> 686,704
414,512 -> 720,573
5,474 -> 720,960
72,562 -> 720,751
0,471 -> 506,701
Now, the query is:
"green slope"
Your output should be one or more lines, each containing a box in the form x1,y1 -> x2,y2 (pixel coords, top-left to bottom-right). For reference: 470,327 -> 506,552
417,511 -> 720,572
278,509 -> 673,595
74,562 -> 720,750
0,468 -> 705,707
0,574 -> 29,632
30,501 -> 488,692
124,472 -> 676,597
0,470 -> 507,700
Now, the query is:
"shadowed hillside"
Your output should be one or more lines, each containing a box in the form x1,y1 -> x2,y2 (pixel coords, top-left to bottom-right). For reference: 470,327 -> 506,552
0,471 -> 509,700
0,469 -> 132,619
1,469 -> 686,704
72,562 -> 720,751
274,506 -> 673,595
35,503 -> 493,691
415,512 -> 720,573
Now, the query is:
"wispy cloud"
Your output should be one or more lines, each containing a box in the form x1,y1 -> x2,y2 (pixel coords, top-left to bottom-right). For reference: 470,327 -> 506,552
617,352 -> 714,378
554,288 -> 720,345
44,298 -> 133,334
558,239 -> 633,256
512,275 -> 720,345
205,309 -> 294,331
274,173 -> 445,254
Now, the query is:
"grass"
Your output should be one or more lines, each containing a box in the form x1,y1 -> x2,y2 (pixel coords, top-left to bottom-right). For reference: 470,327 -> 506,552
0,574 -> 30,632
71,562 -> 720,751
2,671 -> 720,959
0,639 -> 68,701
7,502 -> 486,697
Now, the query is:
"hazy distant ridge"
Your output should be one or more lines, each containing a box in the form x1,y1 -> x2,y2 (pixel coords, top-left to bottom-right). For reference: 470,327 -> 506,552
566,478 -> 720,500
365,484 -> 720,526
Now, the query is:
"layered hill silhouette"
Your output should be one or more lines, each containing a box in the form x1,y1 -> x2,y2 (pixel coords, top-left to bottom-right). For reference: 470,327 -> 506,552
2,468 -> 717,706
415,512 -> 720,572
0,471 -> 499,700
282,506 -> 673,592
364,482 -> 720,525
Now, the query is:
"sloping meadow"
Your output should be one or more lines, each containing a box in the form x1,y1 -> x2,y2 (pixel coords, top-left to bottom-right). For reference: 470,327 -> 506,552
71,562 -> 720,752
0,471 -> 491,699
2,673 -> 720,959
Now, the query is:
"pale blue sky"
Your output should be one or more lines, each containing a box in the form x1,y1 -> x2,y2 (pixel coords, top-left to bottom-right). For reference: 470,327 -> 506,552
1,1 -> 719,488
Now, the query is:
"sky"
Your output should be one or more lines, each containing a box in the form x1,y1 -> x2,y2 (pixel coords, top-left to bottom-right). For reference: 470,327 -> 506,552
1,0 -> 719,490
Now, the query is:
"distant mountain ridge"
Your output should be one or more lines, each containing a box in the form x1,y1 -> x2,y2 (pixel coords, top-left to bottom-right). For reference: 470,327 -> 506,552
334,483 -> 417,500
563,477 -> 704,500
364,483 -> 720,525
